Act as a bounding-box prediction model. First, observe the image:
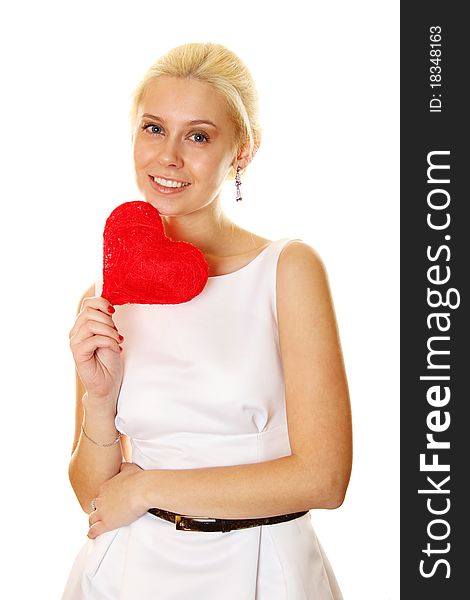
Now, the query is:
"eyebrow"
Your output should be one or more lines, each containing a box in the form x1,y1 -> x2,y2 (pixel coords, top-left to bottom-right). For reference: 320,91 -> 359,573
141,113 -> 218,129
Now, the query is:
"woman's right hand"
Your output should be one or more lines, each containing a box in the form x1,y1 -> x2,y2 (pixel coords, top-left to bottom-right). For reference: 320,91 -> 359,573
69,295 -> 123,413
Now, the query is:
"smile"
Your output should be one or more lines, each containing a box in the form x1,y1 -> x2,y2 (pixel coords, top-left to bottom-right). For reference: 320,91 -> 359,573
152,176 -> 190,188
149,175 -> 191,194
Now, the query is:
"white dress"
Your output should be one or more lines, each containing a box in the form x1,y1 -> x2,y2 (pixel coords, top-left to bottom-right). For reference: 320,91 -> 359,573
62,237 -> 343,599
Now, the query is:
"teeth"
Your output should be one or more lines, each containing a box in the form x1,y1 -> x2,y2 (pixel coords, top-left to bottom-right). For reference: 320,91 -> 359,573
153,176 -> 189,188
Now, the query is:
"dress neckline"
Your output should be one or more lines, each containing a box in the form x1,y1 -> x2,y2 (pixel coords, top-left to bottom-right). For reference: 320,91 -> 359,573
207,239 -> 284,280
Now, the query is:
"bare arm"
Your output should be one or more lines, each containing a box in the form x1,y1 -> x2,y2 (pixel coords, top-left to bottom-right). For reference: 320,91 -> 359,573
68,284 -> 132,514
135,241 -> 352,519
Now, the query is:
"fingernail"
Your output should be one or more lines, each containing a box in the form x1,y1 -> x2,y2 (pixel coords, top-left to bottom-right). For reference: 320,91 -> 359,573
108,305 -> 115,313
118,335 -> 124,341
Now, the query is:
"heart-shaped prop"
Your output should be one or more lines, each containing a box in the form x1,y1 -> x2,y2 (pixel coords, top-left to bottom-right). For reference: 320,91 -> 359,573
102,201 -> 209,305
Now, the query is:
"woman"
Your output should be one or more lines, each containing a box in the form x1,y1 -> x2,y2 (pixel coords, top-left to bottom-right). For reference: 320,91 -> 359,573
62,42 -> 352,599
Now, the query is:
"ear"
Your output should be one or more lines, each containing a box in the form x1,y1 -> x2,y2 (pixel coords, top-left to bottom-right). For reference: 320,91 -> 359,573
233,141 -> 258,172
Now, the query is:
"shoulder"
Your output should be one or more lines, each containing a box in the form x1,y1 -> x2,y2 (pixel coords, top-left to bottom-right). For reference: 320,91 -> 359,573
276,240 -> 333,324
277,240 -> 328,289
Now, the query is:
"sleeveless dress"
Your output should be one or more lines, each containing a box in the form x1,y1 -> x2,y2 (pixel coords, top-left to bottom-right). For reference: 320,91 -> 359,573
62,237 -> 343,600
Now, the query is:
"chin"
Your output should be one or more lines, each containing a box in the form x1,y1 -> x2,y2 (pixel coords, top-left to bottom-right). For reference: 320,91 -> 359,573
145,200 -> 173,215
144,200 -> 186,218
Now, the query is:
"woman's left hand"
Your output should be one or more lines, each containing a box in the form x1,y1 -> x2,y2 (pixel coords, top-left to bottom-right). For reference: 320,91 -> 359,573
88,462 -> 148,539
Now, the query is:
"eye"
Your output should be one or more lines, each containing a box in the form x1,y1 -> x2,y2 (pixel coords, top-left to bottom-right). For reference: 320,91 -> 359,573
140,123 -> 210,143
189,132 -> 210,144
141,123 -> 163,135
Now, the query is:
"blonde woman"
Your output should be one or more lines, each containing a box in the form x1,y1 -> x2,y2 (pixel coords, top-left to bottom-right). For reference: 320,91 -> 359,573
62,42 -> 352,599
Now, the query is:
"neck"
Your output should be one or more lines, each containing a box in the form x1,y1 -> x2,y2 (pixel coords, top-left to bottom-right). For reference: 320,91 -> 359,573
159,198 -> 240,254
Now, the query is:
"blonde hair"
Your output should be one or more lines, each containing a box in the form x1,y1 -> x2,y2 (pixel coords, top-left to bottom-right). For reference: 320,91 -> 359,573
129,42 -> 261,180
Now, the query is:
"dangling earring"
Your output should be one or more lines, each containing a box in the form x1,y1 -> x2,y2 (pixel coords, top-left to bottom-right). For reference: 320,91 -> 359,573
235,166 -> 242,202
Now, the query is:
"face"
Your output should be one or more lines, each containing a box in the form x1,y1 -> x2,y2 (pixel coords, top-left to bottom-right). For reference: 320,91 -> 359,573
132,76 -> 240,216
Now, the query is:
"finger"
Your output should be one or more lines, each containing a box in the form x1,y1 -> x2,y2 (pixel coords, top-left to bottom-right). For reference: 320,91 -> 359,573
73,334 -> 122,362
69,305 -> 117,340
72,318 -> 122,347
81,295 -> 115,316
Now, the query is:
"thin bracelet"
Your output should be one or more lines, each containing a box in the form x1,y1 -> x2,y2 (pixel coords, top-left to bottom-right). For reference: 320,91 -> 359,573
81,424 -> 121,447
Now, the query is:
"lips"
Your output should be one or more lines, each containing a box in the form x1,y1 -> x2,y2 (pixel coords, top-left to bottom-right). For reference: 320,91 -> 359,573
149,175 -> 191,196
148,175 -> 192,194
151,175 -> 191,186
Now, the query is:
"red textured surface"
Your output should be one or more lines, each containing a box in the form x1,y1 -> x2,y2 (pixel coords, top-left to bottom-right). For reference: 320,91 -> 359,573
101,201 -> 209,305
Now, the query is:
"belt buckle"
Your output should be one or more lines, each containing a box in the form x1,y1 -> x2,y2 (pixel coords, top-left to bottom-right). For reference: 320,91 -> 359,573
174,514 -> 217,531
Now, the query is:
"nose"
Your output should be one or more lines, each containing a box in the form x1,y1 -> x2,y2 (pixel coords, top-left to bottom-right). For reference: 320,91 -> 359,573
157,135 -> 184,169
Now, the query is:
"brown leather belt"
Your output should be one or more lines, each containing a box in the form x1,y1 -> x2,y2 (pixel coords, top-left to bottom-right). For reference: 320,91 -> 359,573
147,507 -> 309,532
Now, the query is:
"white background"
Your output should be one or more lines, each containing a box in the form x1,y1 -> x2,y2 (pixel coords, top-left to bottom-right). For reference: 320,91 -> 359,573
0,1 -> 399,598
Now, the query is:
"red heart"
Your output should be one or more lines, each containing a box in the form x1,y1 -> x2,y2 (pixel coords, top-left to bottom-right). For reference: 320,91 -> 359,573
102,201 -> 209,305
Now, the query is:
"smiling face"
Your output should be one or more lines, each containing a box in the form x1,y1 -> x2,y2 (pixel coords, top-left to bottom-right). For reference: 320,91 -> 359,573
132,76 -> 240,216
